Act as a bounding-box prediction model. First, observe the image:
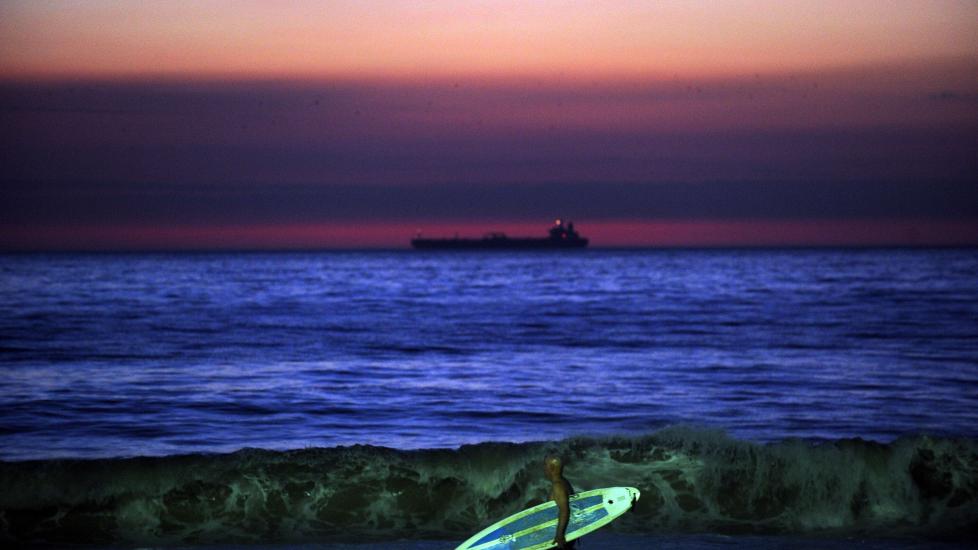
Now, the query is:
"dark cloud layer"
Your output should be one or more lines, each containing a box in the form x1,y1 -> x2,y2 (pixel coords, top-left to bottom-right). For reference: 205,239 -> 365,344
3,179 -> 977,226
2,61 -> 977,246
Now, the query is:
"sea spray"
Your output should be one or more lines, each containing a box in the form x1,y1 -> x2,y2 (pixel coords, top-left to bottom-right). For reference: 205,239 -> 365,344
1,428 -> 975,545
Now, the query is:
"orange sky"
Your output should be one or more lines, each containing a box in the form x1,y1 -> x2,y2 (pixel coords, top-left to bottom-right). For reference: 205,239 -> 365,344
1,1 -> 976,249
2,1 -> 977,79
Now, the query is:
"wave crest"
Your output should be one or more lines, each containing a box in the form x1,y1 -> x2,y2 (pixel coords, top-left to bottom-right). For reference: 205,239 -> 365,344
1,428 -> 976,544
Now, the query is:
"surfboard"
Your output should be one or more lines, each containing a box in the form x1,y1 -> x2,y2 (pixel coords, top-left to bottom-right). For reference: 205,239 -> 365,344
455,486 -> 640,550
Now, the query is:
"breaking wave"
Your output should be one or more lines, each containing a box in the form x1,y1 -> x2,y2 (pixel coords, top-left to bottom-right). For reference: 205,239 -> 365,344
1,428 -> 976,545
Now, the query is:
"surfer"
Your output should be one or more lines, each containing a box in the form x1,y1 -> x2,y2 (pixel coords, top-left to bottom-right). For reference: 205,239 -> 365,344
544,455 -> 575,549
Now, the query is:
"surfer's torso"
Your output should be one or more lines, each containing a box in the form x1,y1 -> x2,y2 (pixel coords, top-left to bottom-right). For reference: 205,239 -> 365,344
549,477 -> 575,502
550,477 -> 577,549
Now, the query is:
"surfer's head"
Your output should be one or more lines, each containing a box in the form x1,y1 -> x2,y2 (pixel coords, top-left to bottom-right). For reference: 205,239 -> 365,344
543,455 -> 563,480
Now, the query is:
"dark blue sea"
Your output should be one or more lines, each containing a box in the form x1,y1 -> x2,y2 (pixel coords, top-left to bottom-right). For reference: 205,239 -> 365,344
1,249 -> 977,547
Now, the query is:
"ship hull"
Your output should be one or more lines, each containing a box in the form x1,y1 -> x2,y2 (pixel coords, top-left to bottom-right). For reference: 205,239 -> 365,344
411,237 -> 588,250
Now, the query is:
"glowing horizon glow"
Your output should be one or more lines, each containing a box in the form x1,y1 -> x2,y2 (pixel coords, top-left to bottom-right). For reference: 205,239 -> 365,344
2,1 -> 977,80
3,219 -> 977,250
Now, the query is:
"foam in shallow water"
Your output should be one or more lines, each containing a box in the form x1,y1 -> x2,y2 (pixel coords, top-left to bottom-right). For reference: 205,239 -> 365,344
1,428 -> 976,545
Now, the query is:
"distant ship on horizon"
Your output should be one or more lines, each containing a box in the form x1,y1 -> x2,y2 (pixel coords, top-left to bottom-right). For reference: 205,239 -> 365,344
411,219 -> 589,250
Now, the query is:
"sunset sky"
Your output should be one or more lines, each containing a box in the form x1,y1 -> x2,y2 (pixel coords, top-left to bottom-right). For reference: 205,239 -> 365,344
1,0 -> 977,248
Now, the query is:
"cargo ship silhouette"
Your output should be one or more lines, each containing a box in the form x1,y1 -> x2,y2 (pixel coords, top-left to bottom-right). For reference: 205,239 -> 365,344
411,219 -> 589,249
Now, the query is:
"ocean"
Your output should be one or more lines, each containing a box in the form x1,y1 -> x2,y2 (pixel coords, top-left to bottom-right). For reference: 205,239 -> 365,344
1,249 -> 976,547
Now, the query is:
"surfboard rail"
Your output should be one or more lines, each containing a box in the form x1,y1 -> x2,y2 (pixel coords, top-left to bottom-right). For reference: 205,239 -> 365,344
456,486 -> 640,550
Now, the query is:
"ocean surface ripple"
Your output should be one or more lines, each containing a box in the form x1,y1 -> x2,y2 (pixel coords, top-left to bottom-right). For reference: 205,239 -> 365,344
2,249 -> 978,545
2,249 -> 977,460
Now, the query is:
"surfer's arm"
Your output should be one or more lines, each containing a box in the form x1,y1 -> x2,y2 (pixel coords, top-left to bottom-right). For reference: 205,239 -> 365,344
552,482 -> 570,546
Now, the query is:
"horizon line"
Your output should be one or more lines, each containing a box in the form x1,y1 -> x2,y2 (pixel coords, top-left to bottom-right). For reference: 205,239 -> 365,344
3,53 -> 974,86
4,244 -> 978,254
